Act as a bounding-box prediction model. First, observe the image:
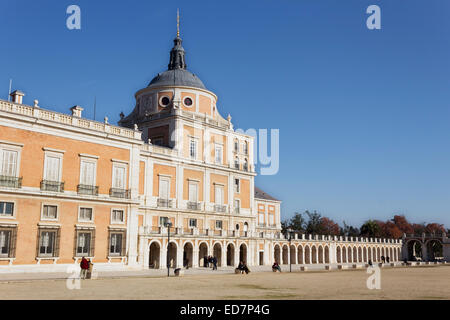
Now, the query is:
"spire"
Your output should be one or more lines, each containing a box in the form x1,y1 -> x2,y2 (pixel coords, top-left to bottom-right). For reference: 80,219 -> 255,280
168,9 -> 186,70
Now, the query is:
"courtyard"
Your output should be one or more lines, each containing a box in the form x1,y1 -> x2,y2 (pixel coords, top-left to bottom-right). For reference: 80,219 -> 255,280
0,265 -> 449,300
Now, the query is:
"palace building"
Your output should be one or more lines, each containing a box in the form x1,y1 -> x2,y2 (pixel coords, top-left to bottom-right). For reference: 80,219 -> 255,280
0,29 -> 402,273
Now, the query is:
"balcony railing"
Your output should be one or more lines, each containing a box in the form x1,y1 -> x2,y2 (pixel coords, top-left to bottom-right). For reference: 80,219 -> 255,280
183,227 -> 194,235
213,230 -> 222,236
258,223 -> 266,228
0,175 -> 22,188
40,180 -> 64,192
157,198 -> 173,208
109,188 -> 130,199
198,229 -> 209,236
77,184 -> 99,196
187,202 -> 201,211
214,204 -> 227,213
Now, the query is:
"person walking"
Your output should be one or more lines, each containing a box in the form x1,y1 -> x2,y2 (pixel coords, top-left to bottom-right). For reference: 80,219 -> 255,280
80,257 -> 89,279
368,259 -> 373,267
203,255 -> 208,268
212,256 -> 218,270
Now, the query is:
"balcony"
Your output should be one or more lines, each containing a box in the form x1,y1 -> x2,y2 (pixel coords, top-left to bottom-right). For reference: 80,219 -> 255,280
77,184 -> 99,196
183,227 -> 194,235
258,223 -> 266,228
187,201 -> 201,211
140,226 -> 161,235
213,229 -> 222,236
0,175 -> 22,188
198,229 -> 209,236
40,180 -> 64,192
157,198 -> 173,208
109,188 -> 130,199
214,204 -> 227,213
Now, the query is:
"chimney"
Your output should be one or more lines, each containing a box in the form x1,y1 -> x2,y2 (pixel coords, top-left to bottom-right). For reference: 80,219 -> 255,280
70,105 -> 83,117
10,90 -> 25,104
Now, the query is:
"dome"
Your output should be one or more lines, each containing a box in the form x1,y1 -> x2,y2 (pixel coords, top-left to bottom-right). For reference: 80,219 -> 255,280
148,69 -> 206,90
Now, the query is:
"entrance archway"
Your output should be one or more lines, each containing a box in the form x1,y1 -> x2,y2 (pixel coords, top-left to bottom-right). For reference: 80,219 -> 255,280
274,245 -> 281,264
290,245 -> 296,264
318,246 -> 324,264
239,244 -> 247,263
426,239 -> 443,261
213,243 -> 222,266
168,242 -> 177,268
282,245 -> 289,264
358,247 -> 362,263
325,246 -> 330,264
312,246 -> 317,264
305,245 -> 311,264
227,243 -> 235,266
336,246 -> 342,263
199,242 -> 208,267
407,240 -> 422,261
183,242 -> 193,268
149,242 -> 160,269
297,245 -> 304,264
347,247 -> 352,263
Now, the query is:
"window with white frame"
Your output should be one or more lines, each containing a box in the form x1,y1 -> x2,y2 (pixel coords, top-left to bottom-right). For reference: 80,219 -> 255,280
79,207 -> 93,222
214,185 -> 224,205
189,138 -> 197,159
234,199 -> 240,213
111,209 -> 124,224
44,154 -> 62,182
42,205 -> 58,220
243,141 -> 248,155
189,218 -> 197,228
243,159 -> 248,171
0,149 -> 18,177
112,164 -> 126,189
0,227 -> 17,257
258,213 -> 265,224
80,159 -> 96,186
234,157 -> 239,170
75,229 -> 94,256
234,178 -> 240,193
234,140 -> 239,153
0,201 -> 14,217
38,228 -> 59,257
214,144 -> 223,164
159,216 -> 169,226
215,220 -> 222,229
109,231 -> 125,256
269,214 -> 275,226
188,181 -> 198,202
159,176 -> 170,200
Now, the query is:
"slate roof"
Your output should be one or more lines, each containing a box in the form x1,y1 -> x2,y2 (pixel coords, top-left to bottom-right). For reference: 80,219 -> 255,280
254,187 -> 280,201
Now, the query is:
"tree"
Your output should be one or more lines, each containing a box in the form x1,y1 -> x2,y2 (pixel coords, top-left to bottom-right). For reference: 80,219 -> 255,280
360,220 -> 381,237
392,215 -> 413,234
340,221 -> 360,237
425,223 -> 446,235
318,217 -> 340,235
380,221 -> 402,239
289,212 -> 306,233
412,223 -> 426,235
305,210 -> 322,234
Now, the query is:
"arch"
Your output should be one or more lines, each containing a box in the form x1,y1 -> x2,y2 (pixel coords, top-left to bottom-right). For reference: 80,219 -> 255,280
243,222 -> 248,232
282,245 -> 289,265
318,246 -> 324,264
290,245 -> 296,264
342,246 -> 347,263
149,241 -> 160,269
312,245 -> 318,264
336,246 -> 342,263
406,239 -> 422,261
274,244 -> 281,264
226,243 -> 235,266
389,247 -> 393,262
352,247 -> 357,263
304,245 -> 311,264
376,247 -> 381,262
243,159 -> 249,171
358,247 -> 363,263
183,242 -> 193,268
239,243 -> 248,263
425,239 -> 443,261
168,241 -> 177,268
213,242 -> 222,267
199,242 -> 208,267
324,246 -> 330,264
368,247 -> 372,262
297,245 -> 304,264
347,246 -> 352,263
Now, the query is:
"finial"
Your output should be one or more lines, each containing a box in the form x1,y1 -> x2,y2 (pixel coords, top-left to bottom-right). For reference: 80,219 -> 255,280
177,9 -> 180,37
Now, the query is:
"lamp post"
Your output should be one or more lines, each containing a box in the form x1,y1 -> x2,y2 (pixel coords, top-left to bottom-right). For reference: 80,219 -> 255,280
286,228 -> 293,272
165,221 -> 173,277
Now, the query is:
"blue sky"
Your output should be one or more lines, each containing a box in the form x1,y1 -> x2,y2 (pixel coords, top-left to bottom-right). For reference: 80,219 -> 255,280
1,0 -> 449,228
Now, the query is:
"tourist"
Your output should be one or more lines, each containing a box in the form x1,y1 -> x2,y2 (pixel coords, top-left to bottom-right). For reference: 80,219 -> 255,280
242,261 -> 250,274
386,256 -> 390,263
381,255 -> 385,263
212,256 -> 218,270
368,259 -> 373,267
203,255 -> 208,267
80,257 -> 89,279
272,261 -> 281,272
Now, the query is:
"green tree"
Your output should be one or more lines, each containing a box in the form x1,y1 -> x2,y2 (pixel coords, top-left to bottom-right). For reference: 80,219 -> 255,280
360,220 -> 381,237
305,210 -> 322,234
289,212 -> 306,233
340,221 -> 360,237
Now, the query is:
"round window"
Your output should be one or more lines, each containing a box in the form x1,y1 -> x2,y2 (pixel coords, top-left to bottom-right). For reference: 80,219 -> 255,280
184,97 -> 193,106
236,224 -> 240,230
160,96 -> 170,107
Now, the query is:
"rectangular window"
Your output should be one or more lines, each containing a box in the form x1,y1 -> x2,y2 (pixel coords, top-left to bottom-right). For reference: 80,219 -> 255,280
188,182 -> 198,202
214,185 -> 224,205
269,214 -> 275,225
42,205 -> 58,220
214,145 -> 223,164
159,177 -> 169,200
38,229 -> 59,257
44,156 -> 61,182
152,137 -> 164,146
159,216 -> 169,226
189,139 -> 197,159
259,213 -> 265,224
79,207 -> 93,222
80,160 -> 96,186
234,178 -> 240,193
112,165 -> 126,189
234,141 -> 239,153
189,218 -> 197,228
0,202 -> 14,217
76,231 -> 93,256
215,220 -> 223,229
111,209 -> 124,223
109,232 -> 125,256
0,149 -> 18,177
234,199 -> 240,213
0,229 -> 11,256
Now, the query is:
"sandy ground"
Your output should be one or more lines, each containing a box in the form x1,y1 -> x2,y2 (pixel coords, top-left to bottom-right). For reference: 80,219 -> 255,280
0,265 -> 449,300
